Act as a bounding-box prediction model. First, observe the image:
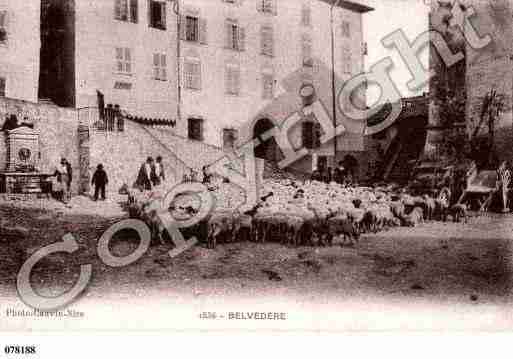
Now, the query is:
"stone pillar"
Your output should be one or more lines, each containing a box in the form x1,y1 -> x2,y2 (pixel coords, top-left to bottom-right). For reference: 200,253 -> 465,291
78,125 -> 90,195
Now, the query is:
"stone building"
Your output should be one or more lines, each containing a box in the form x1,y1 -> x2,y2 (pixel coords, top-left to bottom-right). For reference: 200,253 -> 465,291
176,0 -> 372,174
39,0 -> 178,120
0,0 -> 41,102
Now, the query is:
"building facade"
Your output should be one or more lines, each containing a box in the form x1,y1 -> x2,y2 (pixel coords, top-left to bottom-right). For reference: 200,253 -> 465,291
176,0 -> 371,156
40,0 -> 178,120
0,0 -> 41,103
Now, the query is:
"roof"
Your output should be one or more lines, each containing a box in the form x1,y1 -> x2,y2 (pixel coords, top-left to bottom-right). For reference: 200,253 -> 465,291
366,94 -> 429,132
317,0 -> 374,13
126,114 -> 176,127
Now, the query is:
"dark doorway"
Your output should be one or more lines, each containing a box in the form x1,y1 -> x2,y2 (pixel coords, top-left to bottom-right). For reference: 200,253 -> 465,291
253,118 -> 282,162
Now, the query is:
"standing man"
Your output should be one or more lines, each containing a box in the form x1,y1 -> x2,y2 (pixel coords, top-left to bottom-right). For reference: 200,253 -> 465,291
92,164 -> 109,201
64,158 -> 73,196
136,157 -> 154,191
154,156 -> 165,186
497,161 -> 511,213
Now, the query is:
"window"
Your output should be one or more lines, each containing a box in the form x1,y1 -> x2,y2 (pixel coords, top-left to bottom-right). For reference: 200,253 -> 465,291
153,53 -> 166,80
225,20 -> 245,51
115,47 -> 132,74
301,4 -> 311,26
302,34 -> 313,67
115,0 -> 138,23
223,128 -> 238,149
302,121 -> 321,150
262,73 -> 274,100
188,118 -> 203,141
260,26 -> 274,57
0,77 -> 5,97
225,64 -> 240,95
342,46 -> 351,74
257,0 -> 276,14
184,59 -> 201,90
148,0 -> 166,30
0,11 -> 8,44
182,15 -> 207,44
341,20 -> 350,37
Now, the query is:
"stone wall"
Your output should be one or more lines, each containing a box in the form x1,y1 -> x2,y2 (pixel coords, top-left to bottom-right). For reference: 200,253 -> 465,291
0,97 -> 80,193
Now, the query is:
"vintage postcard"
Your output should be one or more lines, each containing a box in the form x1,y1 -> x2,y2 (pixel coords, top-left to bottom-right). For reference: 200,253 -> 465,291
0,0 -> 512,337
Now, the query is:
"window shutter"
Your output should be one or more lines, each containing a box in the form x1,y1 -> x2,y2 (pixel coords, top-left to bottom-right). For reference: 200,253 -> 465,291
153,53 -> 160,78
302,35 -> 312,67
194,62 -> 201,89
180,15 -> 187,40
199,119 -> 204,141
225,21 -> 232,48
199,18 -> 207,44
302,122 -> 314,150
238,27 -> 245,51
161,54 -> 166,79
121,0 -> 128,20
160,1 -> 166,29
115,0 -> 121,19
234,68 -> 240,94
0,11 -> 6,28
314,122 -> 321,148
0,77 -> 5,97
272,0 -> 277,15
257,0 -> 263,12
130,0 -> 138,22
116,48 -> 123,72
302,4 -> 310,26
125,48 -> 132,73
0,11 -> 7,42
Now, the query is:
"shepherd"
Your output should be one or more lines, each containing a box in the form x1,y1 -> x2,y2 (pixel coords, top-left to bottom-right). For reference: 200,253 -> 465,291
92,164 -> 109,201
135,157 -> 154,191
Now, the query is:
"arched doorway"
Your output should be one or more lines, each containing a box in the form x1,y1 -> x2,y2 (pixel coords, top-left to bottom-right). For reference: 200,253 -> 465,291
253,118 -> 282,163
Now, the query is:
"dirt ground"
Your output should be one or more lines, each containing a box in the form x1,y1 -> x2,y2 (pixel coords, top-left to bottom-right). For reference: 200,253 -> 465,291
1,200 -> 512,310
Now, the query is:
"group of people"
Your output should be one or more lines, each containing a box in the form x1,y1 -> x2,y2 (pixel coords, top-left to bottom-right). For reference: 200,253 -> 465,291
135,156 -> 166,191
52,158 -> 73,203
311,160 -> 357,186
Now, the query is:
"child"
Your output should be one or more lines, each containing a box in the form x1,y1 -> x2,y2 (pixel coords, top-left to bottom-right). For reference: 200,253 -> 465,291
92,164 -> 109,201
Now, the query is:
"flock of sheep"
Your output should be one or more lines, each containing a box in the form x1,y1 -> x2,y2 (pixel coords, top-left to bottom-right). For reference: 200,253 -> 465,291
126,178 -> 468,249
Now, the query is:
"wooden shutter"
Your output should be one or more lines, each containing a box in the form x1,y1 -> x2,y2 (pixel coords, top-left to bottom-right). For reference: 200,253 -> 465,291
261,26 -> 273,56
130,0 -> 138,22
153,53 -> 160,79
125,48 -> 131,73
116,48 -> 124,72
302,35 -> 312,67
160,1 -> 166,29
179,15 -> 187,40
0,11 -> 7,42
193,61 -> 201,89
199,18 -> 207,44
238,27 -> 245,51
160,54 -> 166,80
314,122 -> 321,148
302,4 -> 310,26
302,122 -> 314,149
257,0 -> 263,12
225,20 -> 232,48
0,77 -> 6,97
272,0 -> 277,15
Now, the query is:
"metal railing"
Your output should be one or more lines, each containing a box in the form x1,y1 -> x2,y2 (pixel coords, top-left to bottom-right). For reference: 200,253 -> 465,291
78,106 -> 125,132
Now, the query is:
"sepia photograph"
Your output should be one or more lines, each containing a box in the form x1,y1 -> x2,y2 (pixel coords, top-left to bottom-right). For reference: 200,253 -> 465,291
0,0 -> 512,340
